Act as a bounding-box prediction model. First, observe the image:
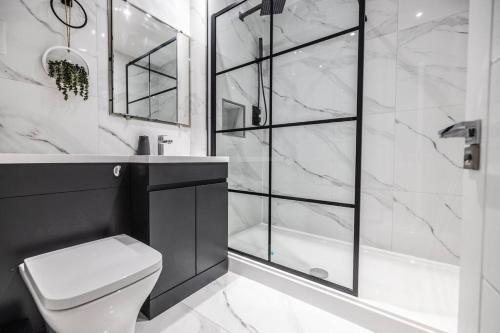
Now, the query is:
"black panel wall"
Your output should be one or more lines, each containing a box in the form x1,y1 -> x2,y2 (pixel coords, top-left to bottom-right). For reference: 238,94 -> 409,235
0,164 -> 132,333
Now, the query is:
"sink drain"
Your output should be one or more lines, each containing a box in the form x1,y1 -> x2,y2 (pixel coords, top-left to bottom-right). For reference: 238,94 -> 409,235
309,267 -> 329,279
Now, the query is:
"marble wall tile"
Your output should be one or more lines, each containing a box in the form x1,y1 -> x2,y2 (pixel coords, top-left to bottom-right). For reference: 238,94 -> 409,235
362,113 -> 395,191
357,0 -> 397,252
272,34 -> 358,124
272,0 -> 358,53
363,31 -> 397,115
0,77 -> 98,153
272,122 -> 356,204
190,0 -> 208,156
0,0 -> 99,96
392,191 -> 461,264
215,0 -> 270,72
398,0 -> 469,30
216,129 -> 269,193
396,10 -> 468,112
360,189 -> 393,250
97,96 -> 191,155
394,106 -> 464,195
130,0 -> 191,34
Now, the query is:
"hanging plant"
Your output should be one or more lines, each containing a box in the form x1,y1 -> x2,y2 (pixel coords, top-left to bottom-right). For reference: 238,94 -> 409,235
48,60 -> 89,100
46,0 -> 89,101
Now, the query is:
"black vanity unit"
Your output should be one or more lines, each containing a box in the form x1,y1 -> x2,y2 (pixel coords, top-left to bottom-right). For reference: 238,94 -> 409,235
0,156 -> 228,331
130,162 -> 228,318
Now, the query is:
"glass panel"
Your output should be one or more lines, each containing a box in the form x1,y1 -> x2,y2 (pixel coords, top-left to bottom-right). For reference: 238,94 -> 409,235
150,89 -> 177,123
272,0 -> 358,53
128,98 -> 150,118
127,63 -> 149,102
272,34 -> 358,124
215,0 -> 270,72
150,72 -> 176,95
216,130 -> 269,194
216,61 -> 270,131
272,122 -> 356,204
228,192 -> 268,260
271,198 -> 354,288
150,40 -> 177,78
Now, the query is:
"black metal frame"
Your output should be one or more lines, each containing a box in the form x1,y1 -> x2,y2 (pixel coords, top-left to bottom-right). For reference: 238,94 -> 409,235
50,0 -> 88,29
126,38 -> 178,121
108,0 -> 191,126
210,0 -> 365,296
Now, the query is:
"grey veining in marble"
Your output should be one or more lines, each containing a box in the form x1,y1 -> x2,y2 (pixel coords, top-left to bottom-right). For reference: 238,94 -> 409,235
272,122 -> 356,204
272,34 -> 358,124
396,11 -> 469,111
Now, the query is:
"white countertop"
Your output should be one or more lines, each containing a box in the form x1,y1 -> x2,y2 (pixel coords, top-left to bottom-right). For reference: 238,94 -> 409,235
0,154 -> 229,164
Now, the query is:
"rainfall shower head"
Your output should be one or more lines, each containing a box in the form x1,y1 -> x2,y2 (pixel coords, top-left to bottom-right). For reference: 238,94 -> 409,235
260,0 -> 287,15
239,0 -> 287,21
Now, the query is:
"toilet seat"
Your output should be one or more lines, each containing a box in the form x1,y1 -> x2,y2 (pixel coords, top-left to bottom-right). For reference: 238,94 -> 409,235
23,235 -> 162,311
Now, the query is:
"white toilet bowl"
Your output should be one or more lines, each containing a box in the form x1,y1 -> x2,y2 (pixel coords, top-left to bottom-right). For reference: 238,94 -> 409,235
19,235 -> 162,333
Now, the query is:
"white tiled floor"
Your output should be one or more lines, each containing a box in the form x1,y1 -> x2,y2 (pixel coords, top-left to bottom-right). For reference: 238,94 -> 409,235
136,272 -> 373,333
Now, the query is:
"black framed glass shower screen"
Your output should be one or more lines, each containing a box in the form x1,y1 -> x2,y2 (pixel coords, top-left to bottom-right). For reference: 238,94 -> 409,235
210,0 -> 365,296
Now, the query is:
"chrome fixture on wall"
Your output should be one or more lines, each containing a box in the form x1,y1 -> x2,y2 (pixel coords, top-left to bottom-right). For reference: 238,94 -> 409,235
158,135 -> 173,155
439,120 -> 481,170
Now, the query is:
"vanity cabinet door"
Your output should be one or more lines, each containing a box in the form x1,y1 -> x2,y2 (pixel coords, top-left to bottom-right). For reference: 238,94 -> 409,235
149,187 -> 196,297
196,182 -> 228,273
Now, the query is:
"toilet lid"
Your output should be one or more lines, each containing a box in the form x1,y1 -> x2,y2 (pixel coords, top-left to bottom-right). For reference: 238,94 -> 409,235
23,235 -> 162,311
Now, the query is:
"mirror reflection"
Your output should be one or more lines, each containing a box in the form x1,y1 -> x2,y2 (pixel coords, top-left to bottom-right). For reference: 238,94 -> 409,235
109,0 -> 190,126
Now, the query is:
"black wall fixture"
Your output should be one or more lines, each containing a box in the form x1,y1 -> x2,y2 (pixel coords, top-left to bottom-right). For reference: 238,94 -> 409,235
50,0 -> 88,29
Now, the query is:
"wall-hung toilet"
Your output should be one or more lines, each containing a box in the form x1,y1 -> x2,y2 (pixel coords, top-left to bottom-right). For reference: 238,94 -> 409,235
18,235 -> 162,333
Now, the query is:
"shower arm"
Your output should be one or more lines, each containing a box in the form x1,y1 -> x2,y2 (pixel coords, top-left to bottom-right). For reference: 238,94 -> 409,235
239,4 -> 261,21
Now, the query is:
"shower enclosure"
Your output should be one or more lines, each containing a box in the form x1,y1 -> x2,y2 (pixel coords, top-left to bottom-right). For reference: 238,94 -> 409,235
210,0 -> 365,295
210,0 -> 468,331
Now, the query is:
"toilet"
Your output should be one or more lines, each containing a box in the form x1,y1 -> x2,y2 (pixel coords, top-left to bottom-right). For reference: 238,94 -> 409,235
18,235 -> 162,333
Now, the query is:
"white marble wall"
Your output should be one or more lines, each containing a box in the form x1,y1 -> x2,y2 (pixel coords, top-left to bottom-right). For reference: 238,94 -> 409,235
0,0 -> 205,155
190,0 -> 209,156
363,0 -> 468,264
210,0 -> 468,265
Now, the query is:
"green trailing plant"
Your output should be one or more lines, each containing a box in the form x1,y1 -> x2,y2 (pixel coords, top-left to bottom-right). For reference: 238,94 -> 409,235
48,59 -> 88,101
46,1 -> 89,101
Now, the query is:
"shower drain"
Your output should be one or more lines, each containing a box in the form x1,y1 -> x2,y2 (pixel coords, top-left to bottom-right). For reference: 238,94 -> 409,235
309,267 -> 329,279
